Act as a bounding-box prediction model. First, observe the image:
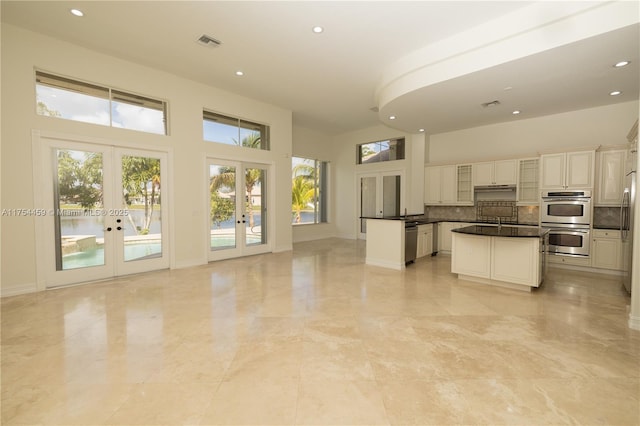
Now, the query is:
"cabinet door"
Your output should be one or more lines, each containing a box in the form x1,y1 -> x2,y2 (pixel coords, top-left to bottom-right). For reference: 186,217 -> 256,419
566,151 -> 594,189
596,150 -> 625,206
473,162 -> 494,186
494,160 -> 517,185
540,153 -> 566,189
517,158 -> 539,204
456,164 -> 473,204
424,166 -> 441,204
441,165 -> 457,204
425,228 -> 433,256
592,237 -> 621,270
417,230 -> 426,258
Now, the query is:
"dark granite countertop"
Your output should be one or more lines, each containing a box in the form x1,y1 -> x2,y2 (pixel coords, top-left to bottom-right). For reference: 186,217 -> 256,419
452,225 -> 549,238
360,216 -> 539,227
593,225 -> 621,230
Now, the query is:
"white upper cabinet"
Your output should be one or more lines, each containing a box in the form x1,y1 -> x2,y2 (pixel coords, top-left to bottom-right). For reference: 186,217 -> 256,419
456,164 -> 473,205
540,150 -> 594,189
517,158 -> 539,204
472,160 -> 517,186
595,150 -> 626,206
425,165 -> 471,205
425,165 -> 456,205
441,165 -> 457,204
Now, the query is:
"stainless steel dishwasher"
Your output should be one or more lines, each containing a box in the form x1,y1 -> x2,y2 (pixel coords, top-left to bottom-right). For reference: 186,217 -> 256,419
405,222 -> 418,265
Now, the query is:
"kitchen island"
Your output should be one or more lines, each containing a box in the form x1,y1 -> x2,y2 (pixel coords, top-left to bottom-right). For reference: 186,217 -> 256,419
452,225 -> 549,292
364,217 -> 438,270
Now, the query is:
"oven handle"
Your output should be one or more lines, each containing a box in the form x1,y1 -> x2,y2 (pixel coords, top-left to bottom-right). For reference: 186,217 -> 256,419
547,228 -> 590,234
541,198 -> 591,203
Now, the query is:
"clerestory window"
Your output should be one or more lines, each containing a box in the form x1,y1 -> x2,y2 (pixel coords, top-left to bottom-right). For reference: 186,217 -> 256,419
203,110 -> 270,150
357,137 -> 405,164
35,71 -> 167,135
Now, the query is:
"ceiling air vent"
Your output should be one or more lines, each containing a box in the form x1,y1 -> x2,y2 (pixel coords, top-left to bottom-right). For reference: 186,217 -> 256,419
481,100 -> 501,108
196,34 -> 222,48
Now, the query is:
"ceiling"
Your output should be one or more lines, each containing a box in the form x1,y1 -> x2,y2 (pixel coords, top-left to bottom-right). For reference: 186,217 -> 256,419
2,1 -> 638,136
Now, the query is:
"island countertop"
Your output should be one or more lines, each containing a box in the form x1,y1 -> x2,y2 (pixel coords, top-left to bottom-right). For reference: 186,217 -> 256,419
452,225 -> 549,238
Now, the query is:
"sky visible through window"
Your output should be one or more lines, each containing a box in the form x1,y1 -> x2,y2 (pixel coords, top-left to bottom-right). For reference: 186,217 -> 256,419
37,85 -> 165,134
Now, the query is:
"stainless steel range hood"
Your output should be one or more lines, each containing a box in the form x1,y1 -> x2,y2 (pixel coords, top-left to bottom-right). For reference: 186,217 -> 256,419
474,184 -> 516,192
474,184 -> 516,201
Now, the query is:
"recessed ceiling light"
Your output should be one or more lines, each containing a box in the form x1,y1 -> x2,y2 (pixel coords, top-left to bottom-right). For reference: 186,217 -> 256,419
418,128 -> 425,132
235,70 -> 244,76
389,115 -> 396,120
312,26 -> 324,33
614,61 -> 630,68
512,110 -> 521,115
610,90 -> 622,96
70,8 -> 84,17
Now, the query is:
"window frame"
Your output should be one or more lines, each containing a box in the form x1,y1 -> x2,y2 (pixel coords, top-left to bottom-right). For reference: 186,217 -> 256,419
356,137 -> 405,164
35,70 -> 168,135
202,109 -> 270,150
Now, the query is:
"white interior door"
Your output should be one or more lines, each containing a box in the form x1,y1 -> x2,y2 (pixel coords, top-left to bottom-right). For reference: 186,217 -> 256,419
207,159 -> 270,261
37,138 -> 169,288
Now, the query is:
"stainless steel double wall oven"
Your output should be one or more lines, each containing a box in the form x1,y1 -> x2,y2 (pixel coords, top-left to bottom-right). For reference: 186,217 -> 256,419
541,190 -> 592,257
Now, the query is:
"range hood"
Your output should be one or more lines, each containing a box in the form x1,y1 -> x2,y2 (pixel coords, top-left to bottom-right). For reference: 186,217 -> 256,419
474,184 -> 516,201
474,184 -> 516,192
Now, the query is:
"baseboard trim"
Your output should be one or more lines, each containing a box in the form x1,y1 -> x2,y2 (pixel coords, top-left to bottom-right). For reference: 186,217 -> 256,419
174,258 -> 206,269
365,258 -> 404,271
1,282 -> 37,298
629,314 -> 640,331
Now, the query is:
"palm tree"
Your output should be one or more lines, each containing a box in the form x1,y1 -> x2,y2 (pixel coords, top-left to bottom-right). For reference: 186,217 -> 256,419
210,131 -> 265,230
122,156 -> 161,235
292,175 -> 314,223
291,160 -> 317,223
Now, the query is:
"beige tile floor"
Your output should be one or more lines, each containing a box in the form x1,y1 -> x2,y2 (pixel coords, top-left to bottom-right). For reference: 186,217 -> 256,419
2,237 -> 639,425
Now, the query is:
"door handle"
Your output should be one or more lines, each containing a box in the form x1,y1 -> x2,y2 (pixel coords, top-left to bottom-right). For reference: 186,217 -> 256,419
117,226 -> 123,231
104,227 -> 112,232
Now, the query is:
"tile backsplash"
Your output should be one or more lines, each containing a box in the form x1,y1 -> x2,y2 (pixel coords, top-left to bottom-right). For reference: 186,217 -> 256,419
424,205 -> 539,225
424,206 -> 475,221
594,207 -> 621,229
424,205 -> 620,228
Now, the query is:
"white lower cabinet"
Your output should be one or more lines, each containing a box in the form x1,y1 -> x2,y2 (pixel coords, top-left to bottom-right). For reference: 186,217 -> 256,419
491,237 -> 539,286
438,222 -> 473,253
591,229 -> 622,270
416,224 -> 433,258
451,233 -> 491,278
452,232 -> 542,290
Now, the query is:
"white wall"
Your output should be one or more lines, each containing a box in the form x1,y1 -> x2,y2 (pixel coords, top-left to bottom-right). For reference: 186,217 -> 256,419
1,24 -> 293,296
292,125 -> 338,242
429,101 -> 639,164
332,124 -> 425,240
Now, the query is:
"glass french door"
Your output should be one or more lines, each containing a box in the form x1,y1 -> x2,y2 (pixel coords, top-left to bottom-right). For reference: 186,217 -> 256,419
39,139 -> 169,287
358,171 -> 403,239
207,159 -> 270,261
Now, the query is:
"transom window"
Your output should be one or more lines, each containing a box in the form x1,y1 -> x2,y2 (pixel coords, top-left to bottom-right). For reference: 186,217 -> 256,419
357,137 -> 405,164
35,71 -> 167,135
203,110 -> 270,150
292,157 -> 328,224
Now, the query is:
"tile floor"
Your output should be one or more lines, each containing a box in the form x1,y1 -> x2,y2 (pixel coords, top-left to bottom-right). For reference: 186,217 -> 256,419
1,238 -> 639,425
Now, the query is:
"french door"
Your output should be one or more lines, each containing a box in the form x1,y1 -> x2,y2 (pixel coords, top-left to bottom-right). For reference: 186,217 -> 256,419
358,171 -> 403,239
207,158 -> 270,261
37,138 -> 169,288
